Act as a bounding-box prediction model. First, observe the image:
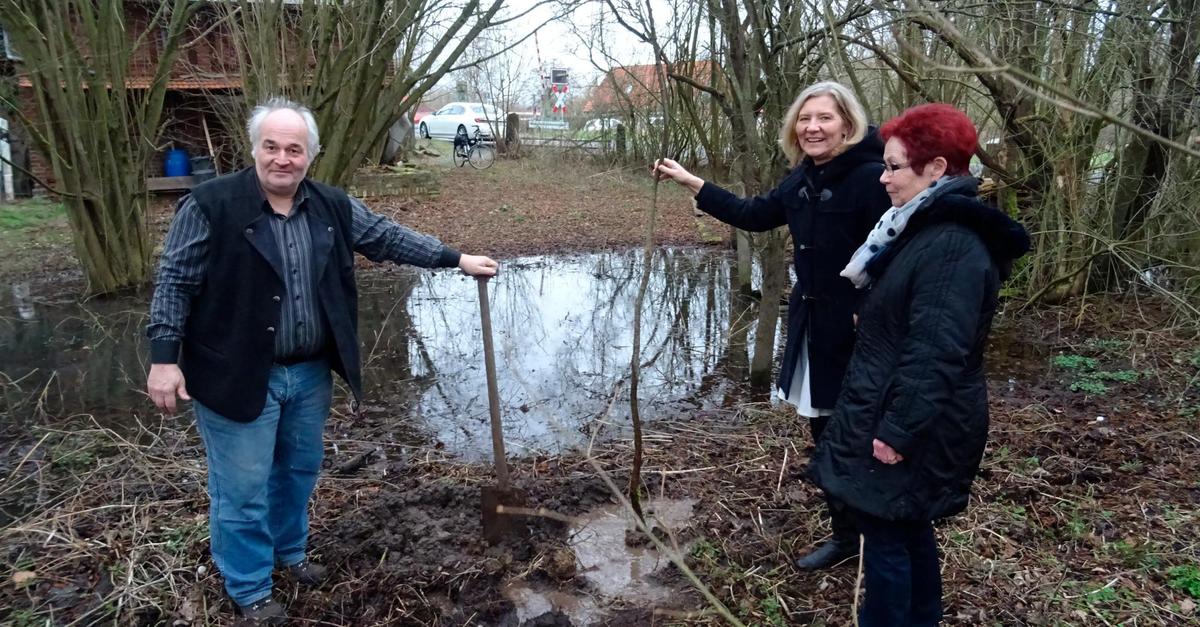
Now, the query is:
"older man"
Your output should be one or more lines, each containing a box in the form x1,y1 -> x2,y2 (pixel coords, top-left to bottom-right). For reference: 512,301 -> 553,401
146,97 -> 497,624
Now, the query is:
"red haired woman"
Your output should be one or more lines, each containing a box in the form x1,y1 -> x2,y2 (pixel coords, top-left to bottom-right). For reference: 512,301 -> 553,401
809,104 -> 1030,625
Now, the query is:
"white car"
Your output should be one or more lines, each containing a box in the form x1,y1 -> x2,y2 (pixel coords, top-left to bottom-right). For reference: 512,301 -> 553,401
583,117 -> 623,132
418,102 -> 505,140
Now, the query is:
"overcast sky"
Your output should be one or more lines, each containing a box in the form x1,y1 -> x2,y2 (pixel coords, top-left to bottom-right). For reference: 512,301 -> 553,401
422,0 -> 684,109
447,1 -> 662,95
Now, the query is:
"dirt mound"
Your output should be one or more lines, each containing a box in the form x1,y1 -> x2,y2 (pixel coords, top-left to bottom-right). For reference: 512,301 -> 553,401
287,468 -> 624,625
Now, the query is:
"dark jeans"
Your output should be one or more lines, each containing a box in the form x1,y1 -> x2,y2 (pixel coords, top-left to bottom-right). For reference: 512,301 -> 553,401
851,509 -> 943,627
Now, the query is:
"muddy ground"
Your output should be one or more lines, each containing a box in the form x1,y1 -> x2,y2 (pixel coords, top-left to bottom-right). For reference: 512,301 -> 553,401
1,150 -> 1198,625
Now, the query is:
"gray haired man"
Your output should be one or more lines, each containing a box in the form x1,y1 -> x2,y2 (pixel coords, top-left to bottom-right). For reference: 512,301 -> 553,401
146,97 -> 497,624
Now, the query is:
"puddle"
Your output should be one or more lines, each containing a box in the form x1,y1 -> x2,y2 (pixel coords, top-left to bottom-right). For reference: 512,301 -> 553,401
0,248 -> 767,457
503,498 -> 697,625
500,582 -> 603,626
1,246 -> 1048,462
1,247 -> 1045,459
359,249 -> 767,458
571,498 -> 696,600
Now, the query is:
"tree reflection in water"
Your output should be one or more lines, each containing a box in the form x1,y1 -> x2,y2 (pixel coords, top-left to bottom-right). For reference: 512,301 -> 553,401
0,248 -> 777,459
358,248 -> 773,459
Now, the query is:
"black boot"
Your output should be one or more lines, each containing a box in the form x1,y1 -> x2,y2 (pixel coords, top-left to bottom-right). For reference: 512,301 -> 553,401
795,497 -> 860,571
793,536 -> 858,570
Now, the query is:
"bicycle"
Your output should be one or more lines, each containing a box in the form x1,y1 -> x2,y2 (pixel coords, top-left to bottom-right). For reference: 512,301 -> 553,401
452,128 -> 496,170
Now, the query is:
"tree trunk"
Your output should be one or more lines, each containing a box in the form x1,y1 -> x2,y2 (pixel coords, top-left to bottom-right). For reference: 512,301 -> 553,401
1,0 -> 197,295
749,230 -> 787,388
216,0 -> 503,188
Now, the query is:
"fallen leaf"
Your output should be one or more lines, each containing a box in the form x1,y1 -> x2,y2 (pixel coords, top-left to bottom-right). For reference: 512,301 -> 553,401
178,597 -> 196,622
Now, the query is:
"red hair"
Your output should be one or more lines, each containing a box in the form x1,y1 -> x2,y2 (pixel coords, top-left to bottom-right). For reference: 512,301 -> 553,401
880,103 -> 978,176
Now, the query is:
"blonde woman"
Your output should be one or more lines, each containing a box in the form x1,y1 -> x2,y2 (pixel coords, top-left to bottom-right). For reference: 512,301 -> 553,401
654,81 -> 890,570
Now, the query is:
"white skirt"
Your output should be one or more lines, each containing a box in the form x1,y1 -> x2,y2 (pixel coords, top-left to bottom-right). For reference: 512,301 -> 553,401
777,332 -> 834,418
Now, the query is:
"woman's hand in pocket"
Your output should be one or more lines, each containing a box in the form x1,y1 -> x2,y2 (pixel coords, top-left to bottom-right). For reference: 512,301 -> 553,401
872,438 -> 904,464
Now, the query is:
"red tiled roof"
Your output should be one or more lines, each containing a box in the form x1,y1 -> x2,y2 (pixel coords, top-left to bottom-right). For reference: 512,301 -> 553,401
585,61 -> 720,113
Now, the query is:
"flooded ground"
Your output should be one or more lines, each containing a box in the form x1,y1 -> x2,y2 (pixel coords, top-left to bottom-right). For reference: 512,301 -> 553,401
4,239 -> 1197,626
1,247 -> 767,458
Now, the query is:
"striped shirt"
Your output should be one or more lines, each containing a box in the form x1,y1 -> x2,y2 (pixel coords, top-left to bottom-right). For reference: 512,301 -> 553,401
148,185 -> 459,363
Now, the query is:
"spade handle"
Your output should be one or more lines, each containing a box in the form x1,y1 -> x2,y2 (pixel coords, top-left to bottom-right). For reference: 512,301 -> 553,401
476,276 -> 510,490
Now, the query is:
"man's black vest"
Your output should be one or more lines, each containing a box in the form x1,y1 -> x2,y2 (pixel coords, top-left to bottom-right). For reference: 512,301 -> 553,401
182,167 -> 361,421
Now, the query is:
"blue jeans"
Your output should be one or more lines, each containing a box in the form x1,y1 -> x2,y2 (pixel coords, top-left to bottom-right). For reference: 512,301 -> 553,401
853,510 -> 943,627
194,360 -> 331,606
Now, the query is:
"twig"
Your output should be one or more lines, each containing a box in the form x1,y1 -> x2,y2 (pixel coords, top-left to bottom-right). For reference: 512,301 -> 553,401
586,457 -> 747,627
775,446 -> 789,494
853,534 -> 866,625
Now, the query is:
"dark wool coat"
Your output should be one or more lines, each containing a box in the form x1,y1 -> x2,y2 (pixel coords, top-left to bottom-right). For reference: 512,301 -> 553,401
694,130 -> 891,408
809,183 -> 1030,521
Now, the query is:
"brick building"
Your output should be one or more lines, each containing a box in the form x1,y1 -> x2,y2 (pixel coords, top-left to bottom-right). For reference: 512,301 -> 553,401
5,2 -> 244,194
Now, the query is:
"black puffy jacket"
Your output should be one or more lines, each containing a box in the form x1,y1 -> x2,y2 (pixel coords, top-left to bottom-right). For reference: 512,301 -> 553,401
694,130 -> 891,408
809,181 -> 1030,521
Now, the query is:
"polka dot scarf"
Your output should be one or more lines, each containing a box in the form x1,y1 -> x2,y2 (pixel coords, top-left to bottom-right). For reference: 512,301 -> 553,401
840,175 -> 975,288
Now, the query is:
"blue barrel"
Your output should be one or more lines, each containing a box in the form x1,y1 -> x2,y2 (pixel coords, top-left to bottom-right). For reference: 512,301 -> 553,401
164,148 -> 191,177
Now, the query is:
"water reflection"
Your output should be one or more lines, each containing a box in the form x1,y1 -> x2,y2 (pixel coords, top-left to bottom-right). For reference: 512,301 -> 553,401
0,293 -> 149,423
0,248 -> 765,458
358,248 -> 763,458
12,283 -> 34,321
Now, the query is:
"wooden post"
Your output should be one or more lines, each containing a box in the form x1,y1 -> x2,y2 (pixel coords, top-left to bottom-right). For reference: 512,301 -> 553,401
201,115 -> 220,175
504,112 -> 520,156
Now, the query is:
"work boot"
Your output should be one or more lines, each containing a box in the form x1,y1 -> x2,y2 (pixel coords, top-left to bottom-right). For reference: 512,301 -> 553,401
793,536 -> 858,571
236,596 -> 286,626
285,558 -> 328,586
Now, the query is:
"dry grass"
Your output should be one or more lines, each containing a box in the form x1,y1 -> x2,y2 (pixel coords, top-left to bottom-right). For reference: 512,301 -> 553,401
1,346 -> 1197,625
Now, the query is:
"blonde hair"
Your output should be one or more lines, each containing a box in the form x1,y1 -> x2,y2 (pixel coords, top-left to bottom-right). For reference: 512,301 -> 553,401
779,81 -> 869,168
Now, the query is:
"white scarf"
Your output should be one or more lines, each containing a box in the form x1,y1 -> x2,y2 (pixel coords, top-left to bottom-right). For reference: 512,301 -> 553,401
840,175 -> 973,288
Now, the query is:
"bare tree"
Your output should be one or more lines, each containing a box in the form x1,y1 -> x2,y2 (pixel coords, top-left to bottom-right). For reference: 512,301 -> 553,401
650,0 -> 871,384
0,0 -> 198,295
874,0 -> 1200,307
462,27 -> 542,155
209,0 -> 505,187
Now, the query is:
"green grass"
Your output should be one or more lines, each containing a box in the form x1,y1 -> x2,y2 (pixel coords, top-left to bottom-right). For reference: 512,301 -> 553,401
1054,354 -> 1098,371
1168,564 -> 1200,599
0,197 -> 79,280
0,198 -> 66,231
1053,353 -> 1144,396
1069,379 -> 1110,394
1084,338 -> 1131,354
1092,369 -> 1141,383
